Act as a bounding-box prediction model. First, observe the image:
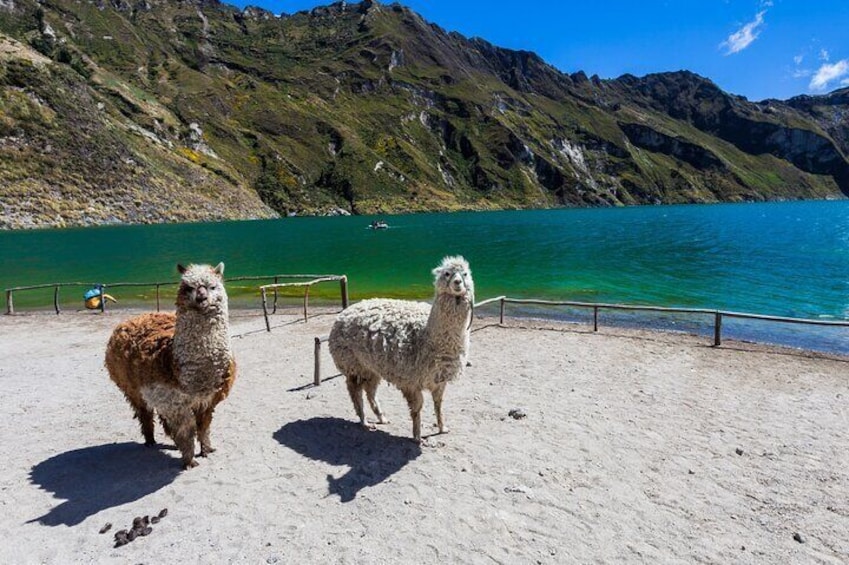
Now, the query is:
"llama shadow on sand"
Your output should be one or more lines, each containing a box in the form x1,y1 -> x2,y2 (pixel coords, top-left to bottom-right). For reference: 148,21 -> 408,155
273,417 -> 421,503
28,442 -> 181,526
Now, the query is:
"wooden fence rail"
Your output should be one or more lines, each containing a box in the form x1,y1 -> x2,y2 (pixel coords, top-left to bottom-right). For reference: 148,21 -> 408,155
5,274 -> 347,316
259,275 -> 348,331
307,295 -> 848,387
474,296 -> 849,346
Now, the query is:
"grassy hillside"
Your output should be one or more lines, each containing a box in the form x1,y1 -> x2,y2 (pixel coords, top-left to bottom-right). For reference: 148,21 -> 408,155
0,0 -> 847,228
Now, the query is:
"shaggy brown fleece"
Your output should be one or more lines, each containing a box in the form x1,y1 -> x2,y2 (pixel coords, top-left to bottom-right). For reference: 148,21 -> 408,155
105,263 -> 235,469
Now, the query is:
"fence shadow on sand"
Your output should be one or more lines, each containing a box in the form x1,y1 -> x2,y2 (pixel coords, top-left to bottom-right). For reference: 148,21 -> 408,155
273,417 -> 421,503
28,442 -> 181,526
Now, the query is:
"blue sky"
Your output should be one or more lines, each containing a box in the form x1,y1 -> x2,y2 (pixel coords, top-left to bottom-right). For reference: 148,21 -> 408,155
230,0 -> 849,101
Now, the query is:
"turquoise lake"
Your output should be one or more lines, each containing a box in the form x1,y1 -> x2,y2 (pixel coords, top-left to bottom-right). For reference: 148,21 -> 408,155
2,200 -> 848,353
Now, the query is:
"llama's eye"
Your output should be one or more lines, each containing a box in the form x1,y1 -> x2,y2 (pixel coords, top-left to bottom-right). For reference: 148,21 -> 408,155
444,272 -> 450,278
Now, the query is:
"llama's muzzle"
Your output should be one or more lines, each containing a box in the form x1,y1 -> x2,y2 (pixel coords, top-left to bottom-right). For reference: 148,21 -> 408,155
451,276 -> 465,294
195,286 -> 209,304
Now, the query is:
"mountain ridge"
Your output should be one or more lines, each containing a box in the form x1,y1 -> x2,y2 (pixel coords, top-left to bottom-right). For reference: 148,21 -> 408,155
0,0 -> 847,228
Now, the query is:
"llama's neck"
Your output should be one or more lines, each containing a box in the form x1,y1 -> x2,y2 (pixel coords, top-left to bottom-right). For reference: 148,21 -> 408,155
173,304 -> 232,393
424,292 -> 472,355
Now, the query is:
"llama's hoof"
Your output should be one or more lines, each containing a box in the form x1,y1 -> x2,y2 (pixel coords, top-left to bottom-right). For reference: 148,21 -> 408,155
376,417 -> 391,425
182,459 -> 199,470
143,440 -> 156,448
200,446 -> 216,457
420,437 -> 445,448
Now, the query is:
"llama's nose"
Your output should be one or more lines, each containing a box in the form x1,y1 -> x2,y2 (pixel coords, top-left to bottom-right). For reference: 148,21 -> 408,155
196,287 -> 209,302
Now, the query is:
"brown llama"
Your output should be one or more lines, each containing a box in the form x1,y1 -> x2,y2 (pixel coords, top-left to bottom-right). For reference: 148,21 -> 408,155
105,263 -> 236,469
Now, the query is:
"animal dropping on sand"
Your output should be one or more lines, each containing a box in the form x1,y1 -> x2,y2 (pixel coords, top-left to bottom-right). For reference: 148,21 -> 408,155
105,263 -> 236,469
329,256 -> 474,443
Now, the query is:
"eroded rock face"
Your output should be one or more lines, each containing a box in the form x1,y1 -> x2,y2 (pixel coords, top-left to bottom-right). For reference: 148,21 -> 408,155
0,0 -> 847,228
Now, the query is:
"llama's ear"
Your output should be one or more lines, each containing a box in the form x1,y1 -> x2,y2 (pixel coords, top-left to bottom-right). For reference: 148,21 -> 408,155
214,262 -> 225,276
177,264 -> 187,274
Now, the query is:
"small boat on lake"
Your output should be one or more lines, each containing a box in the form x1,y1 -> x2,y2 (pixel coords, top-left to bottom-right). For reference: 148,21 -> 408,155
368,220 -> 389,230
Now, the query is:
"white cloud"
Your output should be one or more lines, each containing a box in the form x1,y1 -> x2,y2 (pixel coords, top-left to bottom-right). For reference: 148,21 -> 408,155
721,11 -> 766,55
760,0 -> 774,6
820,48 -> 830,62
792,68 -> 812,79
841,78 -> 849,87
794,54 -> 804,65
809,60 -> 849,91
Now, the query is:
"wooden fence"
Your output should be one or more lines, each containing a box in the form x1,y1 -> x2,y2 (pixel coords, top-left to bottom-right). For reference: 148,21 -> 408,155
259,275 -> 348,331
474,296 -> 849,346
310,295 -> 848,386
4,274 -> 348,317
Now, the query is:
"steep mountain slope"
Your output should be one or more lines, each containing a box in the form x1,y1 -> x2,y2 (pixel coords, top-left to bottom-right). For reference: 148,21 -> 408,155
0,0 -> 847,228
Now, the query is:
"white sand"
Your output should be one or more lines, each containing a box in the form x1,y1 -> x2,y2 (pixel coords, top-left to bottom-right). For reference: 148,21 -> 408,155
0,308 -> 847,563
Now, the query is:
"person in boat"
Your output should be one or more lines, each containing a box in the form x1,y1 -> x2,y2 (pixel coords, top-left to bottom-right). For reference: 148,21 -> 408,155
84,284 -> 117,309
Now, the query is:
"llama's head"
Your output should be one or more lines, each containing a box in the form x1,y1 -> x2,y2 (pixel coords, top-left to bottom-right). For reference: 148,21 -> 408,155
176,263 -> 228,314
432,256 -> 474,302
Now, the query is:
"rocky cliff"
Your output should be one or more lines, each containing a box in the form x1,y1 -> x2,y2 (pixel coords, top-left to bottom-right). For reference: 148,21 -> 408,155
1,0 -> 847,228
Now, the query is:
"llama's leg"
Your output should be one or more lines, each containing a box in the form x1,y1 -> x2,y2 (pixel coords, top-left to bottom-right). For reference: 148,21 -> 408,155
363,377 -> 389,424
346,374 -> 371,429
136,406 -> 156,447
195,406 -> 216,457
125,398 -> 155,447
162,407 -> 198,469
402,389 -> 424,443
159,415 -> 173,438
431,383 -> 448,434
123,393 -> 156,446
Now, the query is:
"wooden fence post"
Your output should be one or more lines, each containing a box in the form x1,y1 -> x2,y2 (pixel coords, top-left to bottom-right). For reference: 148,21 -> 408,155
340,276 -> 349,309
314,337 -> 322,386
53,285 -> 60,315
593,306 -> 599,332
499,297 -> 505,324
261,288 -> 271,332
303,285 -> 310,322
714,312 -> 722,346
100,285 -> 107,313
273,276 -> 279,315
5,290 -> 12,315
155,284 -> 161,312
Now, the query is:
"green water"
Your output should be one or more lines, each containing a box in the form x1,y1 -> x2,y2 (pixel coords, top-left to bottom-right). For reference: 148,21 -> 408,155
2,201 -> 848,352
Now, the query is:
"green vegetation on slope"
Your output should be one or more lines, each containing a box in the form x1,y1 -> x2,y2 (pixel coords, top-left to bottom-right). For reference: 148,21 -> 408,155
0,0 -> 847,228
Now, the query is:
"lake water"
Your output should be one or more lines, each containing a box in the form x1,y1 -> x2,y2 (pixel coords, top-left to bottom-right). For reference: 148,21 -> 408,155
2,201 -> 848,353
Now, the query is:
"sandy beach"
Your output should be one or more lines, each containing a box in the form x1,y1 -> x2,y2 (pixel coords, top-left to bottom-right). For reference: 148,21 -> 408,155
0,307 -> 847,564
